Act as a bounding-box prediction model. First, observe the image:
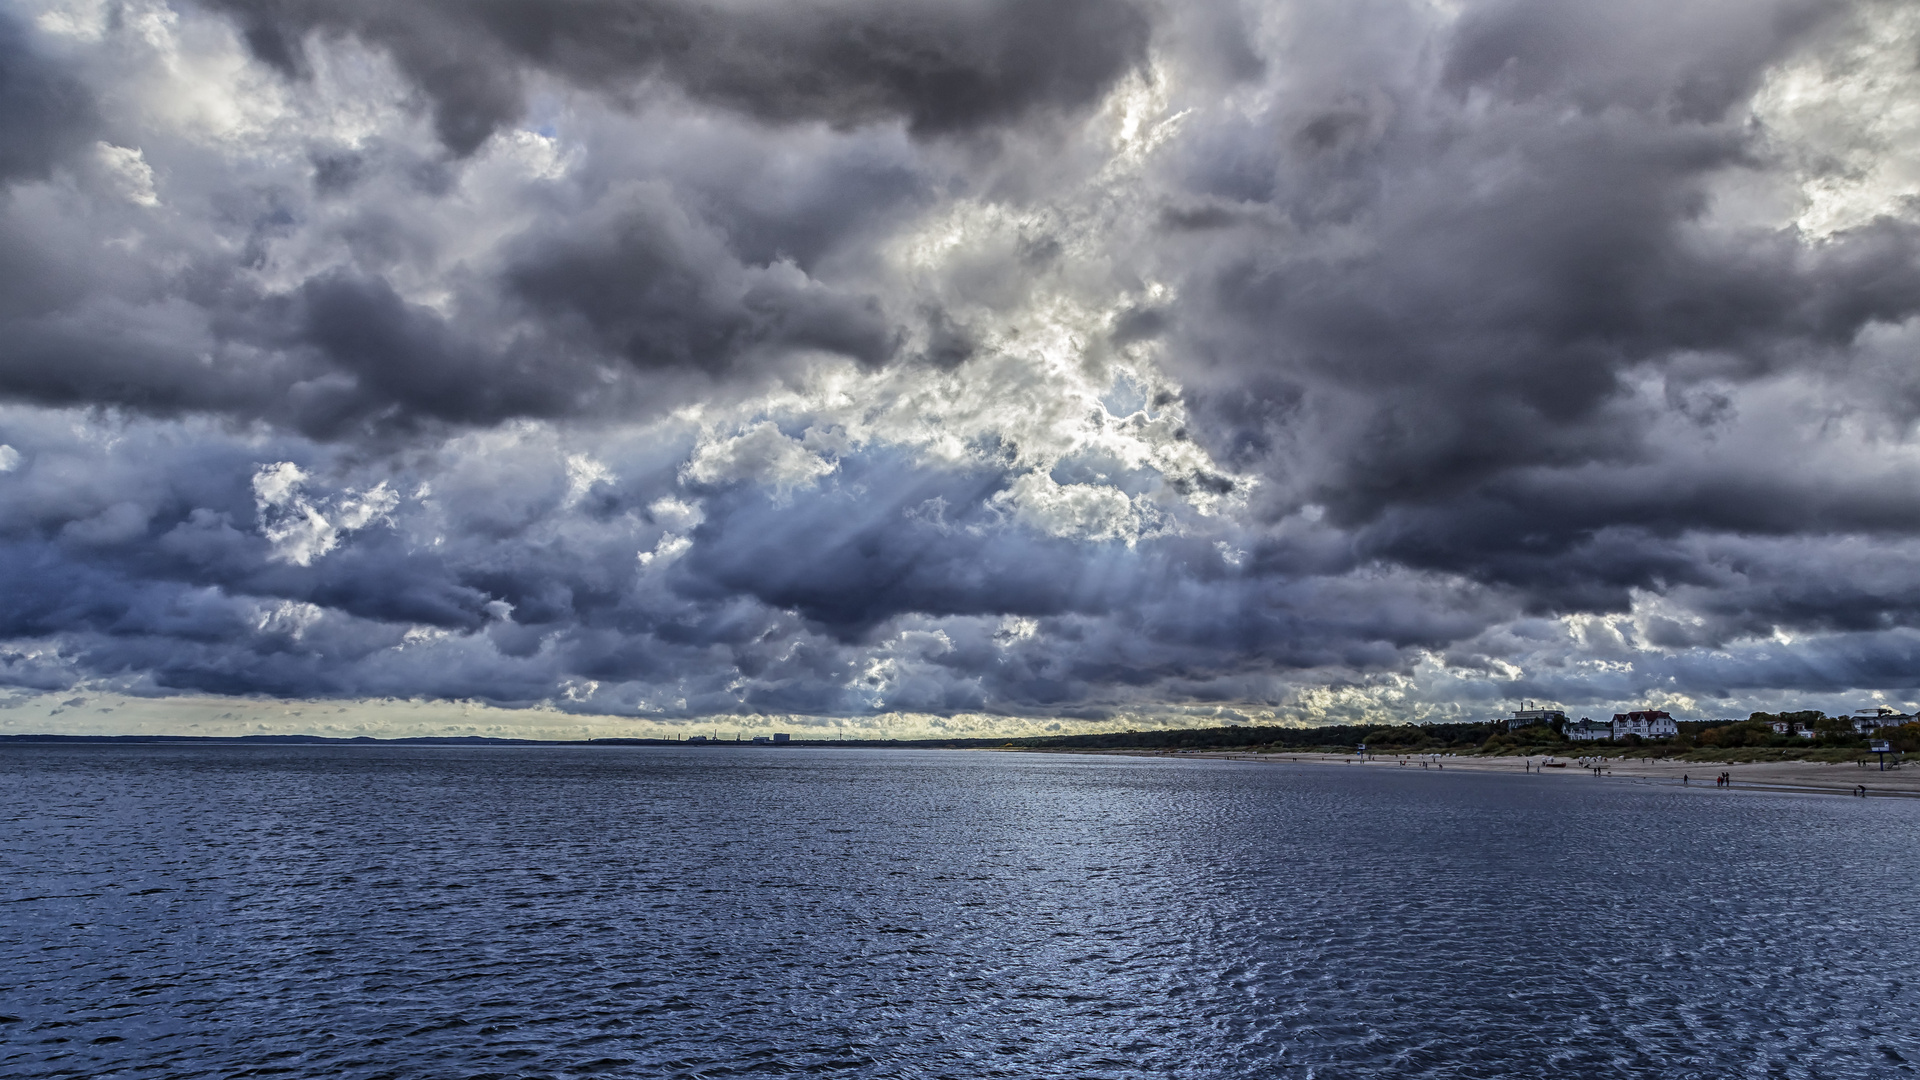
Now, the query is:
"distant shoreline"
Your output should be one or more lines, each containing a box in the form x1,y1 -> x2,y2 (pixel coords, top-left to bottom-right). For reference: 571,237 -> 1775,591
1021,747 -> 1920,799
0,733 -> 638,746
0,733 -> 1092,750
6,733 -> 1915,799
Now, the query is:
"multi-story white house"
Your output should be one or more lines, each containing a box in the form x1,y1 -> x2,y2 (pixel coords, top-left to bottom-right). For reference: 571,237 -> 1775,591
1612,710 -> 1678,739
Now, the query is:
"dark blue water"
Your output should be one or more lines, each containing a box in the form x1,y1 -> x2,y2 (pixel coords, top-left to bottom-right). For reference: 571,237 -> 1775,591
2,746 -> 1916,1079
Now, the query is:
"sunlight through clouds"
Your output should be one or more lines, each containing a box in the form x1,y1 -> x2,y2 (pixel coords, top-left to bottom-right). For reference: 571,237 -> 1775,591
1,0 -> 1919,734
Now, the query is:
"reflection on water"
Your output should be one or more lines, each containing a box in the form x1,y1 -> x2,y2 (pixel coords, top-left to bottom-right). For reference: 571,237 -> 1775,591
2,746 -> 1915,1078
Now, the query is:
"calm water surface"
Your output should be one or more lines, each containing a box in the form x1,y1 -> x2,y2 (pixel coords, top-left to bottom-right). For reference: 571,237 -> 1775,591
1,746 -> 1915,1078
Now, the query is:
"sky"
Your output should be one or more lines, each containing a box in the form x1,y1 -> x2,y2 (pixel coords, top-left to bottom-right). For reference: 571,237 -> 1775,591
2,0 -> 1920,739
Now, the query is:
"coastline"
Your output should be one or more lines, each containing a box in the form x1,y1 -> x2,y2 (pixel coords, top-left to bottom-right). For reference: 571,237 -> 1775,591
1017,747 -> 1920,798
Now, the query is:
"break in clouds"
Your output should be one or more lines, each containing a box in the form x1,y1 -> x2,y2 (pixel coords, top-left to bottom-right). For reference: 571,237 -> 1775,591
3,0 -> 1920,732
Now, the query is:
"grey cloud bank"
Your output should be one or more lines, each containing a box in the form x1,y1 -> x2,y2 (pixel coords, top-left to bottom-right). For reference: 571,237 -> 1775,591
2,0 -> 1919,735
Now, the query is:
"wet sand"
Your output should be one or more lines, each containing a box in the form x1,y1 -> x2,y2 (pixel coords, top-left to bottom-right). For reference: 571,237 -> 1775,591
1046,748 -> 1920,798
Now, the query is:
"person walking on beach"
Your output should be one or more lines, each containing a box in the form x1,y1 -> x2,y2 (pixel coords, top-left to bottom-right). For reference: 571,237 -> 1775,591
1683,774 -> 1688,785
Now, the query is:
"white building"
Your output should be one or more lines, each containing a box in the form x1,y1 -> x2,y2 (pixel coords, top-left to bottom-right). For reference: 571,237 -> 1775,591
1566,717 -> 1612,741
1852,709 -> 1914,734
1505,708 -> 1567,730
1612,710 -> 1678,739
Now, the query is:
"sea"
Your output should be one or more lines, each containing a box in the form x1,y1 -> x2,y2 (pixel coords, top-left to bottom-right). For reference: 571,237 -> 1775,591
2,745 -> 1915,1079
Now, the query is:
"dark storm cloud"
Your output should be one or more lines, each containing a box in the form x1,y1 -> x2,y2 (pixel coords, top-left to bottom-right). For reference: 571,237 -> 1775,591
1161,0 -> 1920,607
204,0 -> 1153,154
1441,0 -> 1829,121
0,435 -> 493,641
0,403 -> 1498,715
0,269 -> 584,437
0,4 -> 951,441
0,168 -> 905,439
4,0 -> 1920,725
679,455 -> 1106,636
0,421 -> 604,703
294,273 -> 580,432
0,13 -> 97,183
504,193 -> 898,373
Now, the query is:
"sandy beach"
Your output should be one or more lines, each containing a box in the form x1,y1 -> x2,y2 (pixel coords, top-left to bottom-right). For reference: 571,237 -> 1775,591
1048,748 -> 1920,798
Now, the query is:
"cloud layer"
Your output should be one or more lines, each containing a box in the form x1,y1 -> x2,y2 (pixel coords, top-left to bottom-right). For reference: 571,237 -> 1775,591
3,0 -> 1920,731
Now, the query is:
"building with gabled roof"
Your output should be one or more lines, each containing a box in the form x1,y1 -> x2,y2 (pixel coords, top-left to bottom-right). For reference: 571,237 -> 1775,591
1612,710 -> 1677,739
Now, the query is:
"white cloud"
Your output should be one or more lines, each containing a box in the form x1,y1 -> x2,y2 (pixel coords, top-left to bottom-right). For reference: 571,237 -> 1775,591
252,462 -> 397,566
1751,2 -> 1920,236
685,422 -> 837,494
993,471 -> 1148,543
563,453 -> 616,507
94,143 -> 159,206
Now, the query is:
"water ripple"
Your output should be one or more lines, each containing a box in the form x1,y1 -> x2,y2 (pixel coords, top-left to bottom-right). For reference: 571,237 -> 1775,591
1,746 -> 1916,1079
